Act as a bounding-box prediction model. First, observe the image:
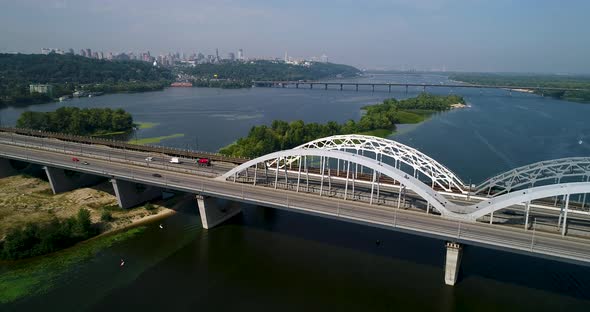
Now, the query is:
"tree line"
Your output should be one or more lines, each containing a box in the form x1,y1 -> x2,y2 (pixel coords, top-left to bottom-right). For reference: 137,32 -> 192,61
16,107 -> 134,135
0,208 -> 96,260
219,93 -> 464,157
0,53 -> 173,107
449,73 -> 590,103
181,60 -> 360,82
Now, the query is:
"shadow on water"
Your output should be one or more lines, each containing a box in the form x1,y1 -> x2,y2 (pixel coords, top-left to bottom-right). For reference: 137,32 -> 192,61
231,205 -> 590,302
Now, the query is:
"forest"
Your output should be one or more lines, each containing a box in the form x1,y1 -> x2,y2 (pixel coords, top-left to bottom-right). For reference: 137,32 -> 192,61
0,209 -> 96,260
15,107 -> 134,135
0,53 -> 173,106
219,93 -> 464,157
182,60 -> 360,82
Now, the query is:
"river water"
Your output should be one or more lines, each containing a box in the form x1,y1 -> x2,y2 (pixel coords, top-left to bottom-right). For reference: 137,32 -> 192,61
2,74 -> 590,311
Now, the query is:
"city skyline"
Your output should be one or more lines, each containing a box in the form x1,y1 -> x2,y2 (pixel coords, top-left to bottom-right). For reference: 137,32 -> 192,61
1,0 -> 590,73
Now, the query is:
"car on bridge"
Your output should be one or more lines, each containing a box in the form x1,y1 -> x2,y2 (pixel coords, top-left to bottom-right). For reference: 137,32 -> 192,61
197,158 -> 211,166
152,173 -> 162,178
72,157 -> 79,162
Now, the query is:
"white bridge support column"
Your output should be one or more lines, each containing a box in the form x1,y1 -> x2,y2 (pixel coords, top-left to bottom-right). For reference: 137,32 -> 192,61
111,179 -> 163,209
44,166 -> 104,194
444,242 -> 463,286
196,195 -> 242,230
561,194 -> 570,236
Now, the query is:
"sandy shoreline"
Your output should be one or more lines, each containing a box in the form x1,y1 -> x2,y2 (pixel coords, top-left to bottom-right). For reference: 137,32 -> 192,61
0,175 -> 180,240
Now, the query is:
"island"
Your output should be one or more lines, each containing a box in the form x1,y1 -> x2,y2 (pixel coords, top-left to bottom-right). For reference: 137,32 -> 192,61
449,72 -> 590,103
219,93 -> 465,158
15,107 -> 134,136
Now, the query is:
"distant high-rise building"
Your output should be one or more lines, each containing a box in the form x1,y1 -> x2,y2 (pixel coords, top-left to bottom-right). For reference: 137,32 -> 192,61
86,48 -> 92,58
197,53 -> 204,61
68,48 -> 74,54
228,52 -> 235,61
99,51 -> 104,60
41,48 -> 52,55
320,54 -> 328,63
237,49 -> 244,60
284,51 -> 288,62
80,49 -> 86,57
215,48 -> 220,62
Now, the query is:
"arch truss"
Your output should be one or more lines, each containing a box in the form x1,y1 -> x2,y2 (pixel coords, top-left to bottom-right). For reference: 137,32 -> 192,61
219,139 -> 590,226
475,157 -> 590,197
268,134 -> 467,193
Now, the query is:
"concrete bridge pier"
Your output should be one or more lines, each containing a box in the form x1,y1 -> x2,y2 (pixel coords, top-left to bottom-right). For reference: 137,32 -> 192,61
0,158 -> 18,178
388,84 -> 391,92
405,85 -> 408,94
44,166 -> 104,194
196,195 -> 242,229
324,83 -> 328,90
111,179 -> 163,209
310,83 -> 313,89
355,84 -> 359,92
296,83 -> 299,89
340,84 -> 343,91
444,242 -> 462,286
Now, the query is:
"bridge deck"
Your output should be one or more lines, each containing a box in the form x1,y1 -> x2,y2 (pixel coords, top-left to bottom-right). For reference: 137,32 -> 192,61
2,134 -> 590,265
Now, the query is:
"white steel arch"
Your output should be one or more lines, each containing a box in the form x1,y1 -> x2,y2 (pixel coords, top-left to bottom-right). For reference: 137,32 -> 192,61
475,157 -> 590,196
220,148 -> 590,222
469,182 -> 590,219
269,134 -> 467,193
218,148 -> 468,218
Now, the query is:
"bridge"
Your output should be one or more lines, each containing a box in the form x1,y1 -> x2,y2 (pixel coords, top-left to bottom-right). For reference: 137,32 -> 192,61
253,80 -> 590,94
1,130 -> 590,286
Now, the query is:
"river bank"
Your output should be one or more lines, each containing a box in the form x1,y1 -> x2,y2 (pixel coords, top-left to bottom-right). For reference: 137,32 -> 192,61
0,175 -> 176,240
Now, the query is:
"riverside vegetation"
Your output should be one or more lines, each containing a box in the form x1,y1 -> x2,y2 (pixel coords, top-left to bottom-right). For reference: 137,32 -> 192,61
183,60 -> 360,88
449,72 -> 590,103
220,93 -> 464,157
0,53 -> 360,106
0,53 -> 173,107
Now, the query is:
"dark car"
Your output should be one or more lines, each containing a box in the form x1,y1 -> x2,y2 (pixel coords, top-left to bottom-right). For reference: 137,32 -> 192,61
152,173 -> 162,178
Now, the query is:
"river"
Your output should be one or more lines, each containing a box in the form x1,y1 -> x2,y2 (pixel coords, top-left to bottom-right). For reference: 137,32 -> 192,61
2,74 -> 590,311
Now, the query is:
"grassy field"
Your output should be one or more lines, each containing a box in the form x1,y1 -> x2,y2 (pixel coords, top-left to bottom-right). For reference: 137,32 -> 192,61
136,122 -> 159,129
129,133 -> 184,145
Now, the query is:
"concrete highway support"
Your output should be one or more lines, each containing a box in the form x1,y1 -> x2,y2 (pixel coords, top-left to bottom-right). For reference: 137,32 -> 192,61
444,242 -> 462,286
111,179 -> 163,209
196,195 -> 242,229
44,166 -> 104,194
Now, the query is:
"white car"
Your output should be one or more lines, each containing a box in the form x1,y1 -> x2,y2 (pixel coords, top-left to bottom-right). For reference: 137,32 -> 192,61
145,157 -> 153,162
169,157 -> 180,164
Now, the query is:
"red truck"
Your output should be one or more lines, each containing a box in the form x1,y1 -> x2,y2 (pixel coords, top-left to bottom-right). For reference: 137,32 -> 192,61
197,158 -> 211,166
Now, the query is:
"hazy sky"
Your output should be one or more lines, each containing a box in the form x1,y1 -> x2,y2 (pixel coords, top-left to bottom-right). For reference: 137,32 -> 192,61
1,0 -> 589,73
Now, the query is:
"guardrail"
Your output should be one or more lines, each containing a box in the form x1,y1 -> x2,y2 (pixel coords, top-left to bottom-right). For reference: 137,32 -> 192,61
0,127 -> 249,164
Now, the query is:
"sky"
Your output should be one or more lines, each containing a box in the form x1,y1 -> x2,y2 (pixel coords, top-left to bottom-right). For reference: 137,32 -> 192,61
1,0 -> 589,73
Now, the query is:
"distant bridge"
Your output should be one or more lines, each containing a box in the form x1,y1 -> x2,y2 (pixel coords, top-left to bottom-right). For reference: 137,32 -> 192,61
253,80 -> 589,94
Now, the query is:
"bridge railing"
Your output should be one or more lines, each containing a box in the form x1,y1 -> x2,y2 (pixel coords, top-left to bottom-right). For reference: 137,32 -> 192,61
0,127 -> 249,164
